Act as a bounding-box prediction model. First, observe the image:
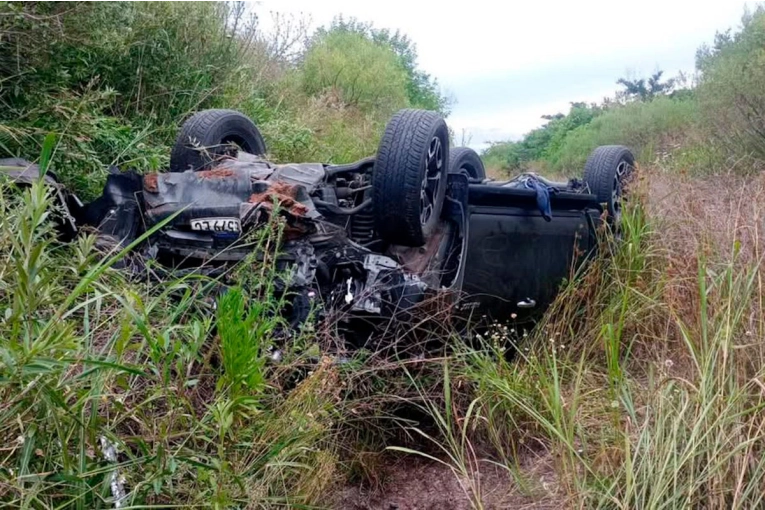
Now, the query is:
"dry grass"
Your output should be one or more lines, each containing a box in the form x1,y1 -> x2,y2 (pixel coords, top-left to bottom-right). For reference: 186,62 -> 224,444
368,162 -> 765,509
4,156 -> 765,509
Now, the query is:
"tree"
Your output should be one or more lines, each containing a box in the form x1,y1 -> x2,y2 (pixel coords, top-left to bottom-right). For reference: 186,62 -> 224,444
696,6 -> 765,158
617,70 -> 676,102
310,16 -> 451,115
302,30 -> 409,115
481,102 -> 602,170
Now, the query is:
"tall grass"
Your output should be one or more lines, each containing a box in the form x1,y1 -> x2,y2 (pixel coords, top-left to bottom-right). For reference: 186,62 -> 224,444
0,180 -> 343,507
385,169 -> 765,508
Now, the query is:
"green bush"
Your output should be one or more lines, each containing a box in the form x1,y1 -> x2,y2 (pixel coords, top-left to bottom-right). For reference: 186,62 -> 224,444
1,2 -> 259,124
310,16 -> 450,114
547,96 -> 699,172
302,30 -> 410,116
696,7 -> 765,161
481,102 -> 602,173
0,2 -> 271,196
482,95 -> 698,176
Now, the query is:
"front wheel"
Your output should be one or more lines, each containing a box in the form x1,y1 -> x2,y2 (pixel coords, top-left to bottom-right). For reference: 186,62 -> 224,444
373,109 -> 449,247
583,145 -> 634,225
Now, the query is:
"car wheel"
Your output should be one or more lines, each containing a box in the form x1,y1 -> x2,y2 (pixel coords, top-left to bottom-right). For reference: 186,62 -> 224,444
449,147 -> 486,180
373,109 -> 449,247
169,109 -> 267,172
583,145 -> 635,226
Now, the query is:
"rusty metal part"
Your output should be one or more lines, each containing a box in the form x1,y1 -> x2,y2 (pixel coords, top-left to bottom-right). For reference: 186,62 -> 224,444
196,167 -> 236,179
143,173 -> 158,193
249,181 -> 309,217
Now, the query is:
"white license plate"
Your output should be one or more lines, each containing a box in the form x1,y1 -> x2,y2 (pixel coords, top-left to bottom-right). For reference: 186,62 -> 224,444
190,217 -> 241,233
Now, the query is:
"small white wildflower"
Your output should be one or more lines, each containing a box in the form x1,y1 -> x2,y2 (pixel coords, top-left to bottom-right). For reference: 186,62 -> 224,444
610,400 -> 620,409
664,359 -> 674,369
15,436 -> 24,445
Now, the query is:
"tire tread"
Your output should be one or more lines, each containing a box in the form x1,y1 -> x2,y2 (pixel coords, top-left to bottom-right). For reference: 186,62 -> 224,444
169,109 -> 266,172
583,145 -> 634,202
373,109 -> 448,246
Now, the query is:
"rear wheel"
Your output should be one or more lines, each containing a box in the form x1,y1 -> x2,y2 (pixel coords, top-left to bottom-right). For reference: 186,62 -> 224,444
449,147 -> 486,180
373,109 -> 449,247
169,109 -> 267,172
583,145 -> 634,225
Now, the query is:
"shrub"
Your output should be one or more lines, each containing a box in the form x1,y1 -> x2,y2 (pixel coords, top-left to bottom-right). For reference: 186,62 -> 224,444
696,7 -> 765,162
311,16 -> 451,114
547,96 -> 699,173
302,30 -> 410,116
481,102 -> 602,173
0,2 -> 260,124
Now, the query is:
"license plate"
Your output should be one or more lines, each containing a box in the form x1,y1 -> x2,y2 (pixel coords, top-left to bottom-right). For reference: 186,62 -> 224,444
190,217 -> 241,233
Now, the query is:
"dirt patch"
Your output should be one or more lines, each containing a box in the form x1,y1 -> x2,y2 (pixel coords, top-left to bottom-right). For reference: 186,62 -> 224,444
330,453 -> 562,510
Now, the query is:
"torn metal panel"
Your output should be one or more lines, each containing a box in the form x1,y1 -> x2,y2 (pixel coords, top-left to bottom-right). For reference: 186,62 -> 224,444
143,162 -> 323,229
268,163 -> 326,193
142,166 -> 256,209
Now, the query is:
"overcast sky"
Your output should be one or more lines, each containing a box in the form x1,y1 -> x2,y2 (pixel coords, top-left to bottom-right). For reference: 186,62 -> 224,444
256,0 -> 755,150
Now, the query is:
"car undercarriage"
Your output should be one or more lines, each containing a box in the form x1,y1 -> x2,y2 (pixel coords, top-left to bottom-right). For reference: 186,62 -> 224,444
0,108 -> 635,347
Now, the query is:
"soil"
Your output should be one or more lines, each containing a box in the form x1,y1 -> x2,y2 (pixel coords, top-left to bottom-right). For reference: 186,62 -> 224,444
330,451 -> 563,510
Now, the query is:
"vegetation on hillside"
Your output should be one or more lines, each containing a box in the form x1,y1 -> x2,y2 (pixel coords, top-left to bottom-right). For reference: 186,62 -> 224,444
0,2 -> 448,197
483,6 -> 765,177
2,1 -> 765,508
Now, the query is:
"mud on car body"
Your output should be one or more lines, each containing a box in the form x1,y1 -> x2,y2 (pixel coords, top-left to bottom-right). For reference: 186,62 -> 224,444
0,109 -> 634,344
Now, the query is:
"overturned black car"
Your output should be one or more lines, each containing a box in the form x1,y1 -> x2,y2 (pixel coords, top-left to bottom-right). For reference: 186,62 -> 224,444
2,108 -> 634,342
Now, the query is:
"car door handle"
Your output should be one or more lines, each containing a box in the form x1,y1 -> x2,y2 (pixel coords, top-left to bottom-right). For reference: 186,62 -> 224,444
517,298 -> 536,309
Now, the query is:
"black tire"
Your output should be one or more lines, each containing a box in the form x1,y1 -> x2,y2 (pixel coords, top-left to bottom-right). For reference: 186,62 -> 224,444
169,109 -> 266,172
373,109 -> 449,247
449,147 -> 486,180
583,145 -> 635,224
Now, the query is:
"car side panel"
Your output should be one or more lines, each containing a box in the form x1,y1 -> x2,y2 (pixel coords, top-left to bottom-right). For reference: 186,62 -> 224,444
461,184 -> 601,322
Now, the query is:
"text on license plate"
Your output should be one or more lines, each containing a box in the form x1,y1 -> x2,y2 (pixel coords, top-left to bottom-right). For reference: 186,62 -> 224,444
190,217 -> 241,233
